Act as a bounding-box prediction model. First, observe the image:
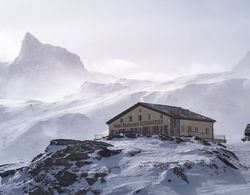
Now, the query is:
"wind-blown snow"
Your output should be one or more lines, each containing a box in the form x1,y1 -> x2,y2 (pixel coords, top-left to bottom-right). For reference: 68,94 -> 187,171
0,33 -> 250,166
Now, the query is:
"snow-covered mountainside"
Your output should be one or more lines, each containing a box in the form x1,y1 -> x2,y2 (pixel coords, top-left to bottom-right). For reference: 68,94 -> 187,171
0,33 -> 120,99
0,136 -> 247,195
0,33 -> 250,165
233,51 -> 250,72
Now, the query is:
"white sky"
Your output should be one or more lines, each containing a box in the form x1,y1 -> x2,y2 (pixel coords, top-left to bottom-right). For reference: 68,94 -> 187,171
0,0 -> 250,81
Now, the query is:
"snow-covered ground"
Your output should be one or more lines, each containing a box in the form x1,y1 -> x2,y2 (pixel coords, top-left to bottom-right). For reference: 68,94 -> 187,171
0,32 -> 250,168
0,136 -> 249,195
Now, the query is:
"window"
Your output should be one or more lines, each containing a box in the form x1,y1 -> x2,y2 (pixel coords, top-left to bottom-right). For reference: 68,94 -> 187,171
181,126 -> 185,132
148,114 -> 151,120
160,114 -> 163,120
120,118 -> 123,123
164,125 -> 168,134
139,108 -> 141,112
129,116 -> 132,122
205,128 -> 209,134
138,115 -> 142,121
195,127 -> 198,133
153,126 -> 159,133
188,126 -> 192,133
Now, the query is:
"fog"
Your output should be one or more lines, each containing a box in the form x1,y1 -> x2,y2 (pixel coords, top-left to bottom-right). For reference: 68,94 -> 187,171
1,0 -> 250,80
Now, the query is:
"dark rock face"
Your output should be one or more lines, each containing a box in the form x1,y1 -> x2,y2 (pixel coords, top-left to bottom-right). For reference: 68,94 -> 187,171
29,187 -> 51,195
0,169 -> 16,178
55,170 -> 78,186
66,152 -> 89,161
159,135 -> 174,141
217,155 -> 238,169
173,167 -> 189,184
97,148 -> 122,158
0,139 -> 121,194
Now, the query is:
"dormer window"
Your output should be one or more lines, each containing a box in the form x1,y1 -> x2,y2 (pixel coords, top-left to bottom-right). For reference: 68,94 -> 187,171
129,116 -> 132,122
120,118 -> 123,123
148,114 -> 151,120
138,115 -> 142,121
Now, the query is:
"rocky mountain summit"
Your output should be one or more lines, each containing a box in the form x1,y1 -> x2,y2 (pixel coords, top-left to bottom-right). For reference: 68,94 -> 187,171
9,32 -> 86,77
0,136 -> 244,195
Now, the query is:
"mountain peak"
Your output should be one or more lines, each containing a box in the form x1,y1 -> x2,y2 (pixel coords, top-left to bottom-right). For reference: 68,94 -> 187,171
16,33 -> 42,61
23,32 -> 40,44
10,32 -> 86,85
233,51 -> 250,71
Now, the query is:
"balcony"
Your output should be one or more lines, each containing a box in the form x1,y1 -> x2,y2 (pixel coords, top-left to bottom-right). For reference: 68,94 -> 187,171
212,134 -> 226,143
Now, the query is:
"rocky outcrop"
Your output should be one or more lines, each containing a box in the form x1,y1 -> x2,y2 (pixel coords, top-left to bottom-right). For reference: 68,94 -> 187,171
0,139 -> 121,194
0,137 -> 243,194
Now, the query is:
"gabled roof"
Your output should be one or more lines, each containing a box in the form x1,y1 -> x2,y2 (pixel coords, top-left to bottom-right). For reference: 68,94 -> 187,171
106,102 -> 216,124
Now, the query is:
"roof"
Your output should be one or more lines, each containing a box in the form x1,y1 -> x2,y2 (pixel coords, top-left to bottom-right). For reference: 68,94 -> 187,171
245,124 -> 250,133
106,102 -> 216,124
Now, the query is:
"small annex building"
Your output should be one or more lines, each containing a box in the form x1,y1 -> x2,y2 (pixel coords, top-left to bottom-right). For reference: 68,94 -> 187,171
106,102 -> 219,141
244,124 -> 250,141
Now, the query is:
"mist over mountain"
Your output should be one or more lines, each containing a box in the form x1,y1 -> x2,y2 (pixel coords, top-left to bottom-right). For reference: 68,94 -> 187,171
0,33 -> 250,164
0,33 -> 119,99
10,33 -> 86,76
233,51 -> 250,72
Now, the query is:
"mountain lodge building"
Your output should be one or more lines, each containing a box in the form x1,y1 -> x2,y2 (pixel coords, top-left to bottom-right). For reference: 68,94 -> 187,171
106,102 -> 226,143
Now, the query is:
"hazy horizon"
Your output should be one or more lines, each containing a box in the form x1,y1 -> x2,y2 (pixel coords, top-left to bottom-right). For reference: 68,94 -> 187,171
1,0 -> 250,81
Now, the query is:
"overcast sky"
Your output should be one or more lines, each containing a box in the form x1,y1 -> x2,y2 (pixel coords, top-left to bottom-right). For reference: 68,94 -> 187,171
0,0 -> 250,81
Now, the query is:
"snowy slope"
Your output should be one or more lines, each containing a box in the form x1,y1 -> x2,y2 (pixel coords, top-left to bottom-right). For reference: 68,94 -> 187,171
0,33 -> 121,100
233,51 -> 250,72
0,136 -> 246,195
0,33 -> 250,165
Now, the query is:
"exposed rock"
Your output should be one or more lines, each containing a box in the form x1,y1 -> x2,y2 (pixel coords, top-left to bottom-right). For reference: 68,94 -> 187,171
0,169 -> 16,178
175,137 -> 186,144
97,148 -> 122,158
0,137 -> 242,194
173,167 -> 189,183
126,148 -> 141,157
31,153 -> 44,162
28,187 -> 50,195
85,177 -> 98,185
53,158 -> 71,166
159,135 -> 174,141
217,155 -> 238,169
66,152 -> 89,161
76,189 -> 89,195
221,148 -> 239,160
55,170 -> 78,186
80,172 -> 89,178
95,172 -> 108,178
100,177 -> 106,184
75,160 -> 93,168
217,143 -> 227,148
